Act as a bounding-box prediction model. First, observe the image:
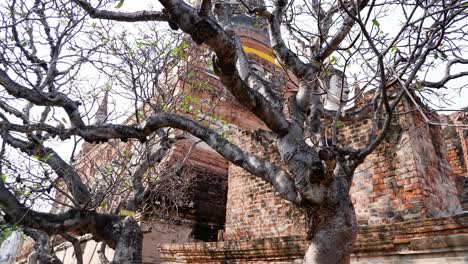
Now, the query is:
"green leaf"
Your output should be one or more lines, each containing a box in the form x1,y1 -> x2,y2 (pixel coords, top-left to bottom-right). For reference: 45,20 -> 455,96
181,41 -> 190,49
42,154 -> 52,162
335,121 -> 344,129
391,45 -> 397,53
101,37 -> 109,45
372,18 -> 380,28
120,209 -> 135,218
209,113 -> 217,121
330,56 -> 337,64
100,201 -> 107,209
116,0 -> 124,8
1,174 -> 6,183
415,80 -> 423,91
136,41 -> 145,48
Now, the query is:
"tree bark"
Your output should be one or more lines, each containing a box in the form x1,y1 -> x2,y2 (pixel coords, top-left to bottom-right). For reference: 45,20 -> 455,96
98,243 -> 111,264
23,228 -> 63,264
110,217 -> 143,264
303,168 -> 357,264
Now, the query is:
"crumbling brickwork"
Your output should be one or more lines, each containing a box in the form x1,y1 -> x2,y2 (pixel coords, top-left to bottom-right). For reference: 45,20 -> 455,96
350,100 -> 461,225
446,136 -> 467,176
443,111 -> 468,210
222,95 -> 462,239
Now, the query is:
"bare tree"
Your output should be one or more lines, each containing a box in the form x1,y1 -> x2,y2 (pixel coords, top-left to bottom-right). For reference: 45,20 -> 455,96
0,0 -> 199,262
1,0 -> 467,263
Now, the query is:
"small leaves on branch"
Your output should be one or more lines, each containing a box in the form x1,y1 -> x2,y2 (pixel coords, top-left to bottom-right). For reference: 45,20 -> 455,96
115,0 -> 124,9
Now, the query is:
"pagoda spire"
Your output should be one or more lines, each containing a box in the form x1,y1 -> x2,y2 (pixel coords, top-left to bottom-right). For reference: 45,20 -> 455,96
94,89 -> 109,125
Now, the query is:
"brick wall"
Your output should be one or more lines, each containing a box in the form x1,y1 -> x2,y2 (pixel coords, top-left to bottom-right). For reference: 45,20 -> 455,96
442,113 -> 468,177
350,100 -> 461,225
446,137 -> 466,176
224,131 -> 306,240
443,111 -> 468,210
222,95 -> 462,240
359,99 -> 464,222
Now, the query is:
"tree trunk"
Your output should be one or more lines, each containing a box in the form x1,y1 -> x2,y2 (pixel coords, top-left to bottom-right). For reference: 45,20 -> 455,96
111,217 -> 143,264
23,228 -> 62,264
303,172 -> 357,264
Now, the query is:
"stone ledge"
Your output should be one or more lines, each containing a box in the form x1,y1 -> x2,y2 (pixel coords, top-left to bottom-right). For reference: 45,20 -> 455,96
410,234 -> 468,250
160,236 -> 307,262
160,214 -> 468,263
355,213 -> 468,253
